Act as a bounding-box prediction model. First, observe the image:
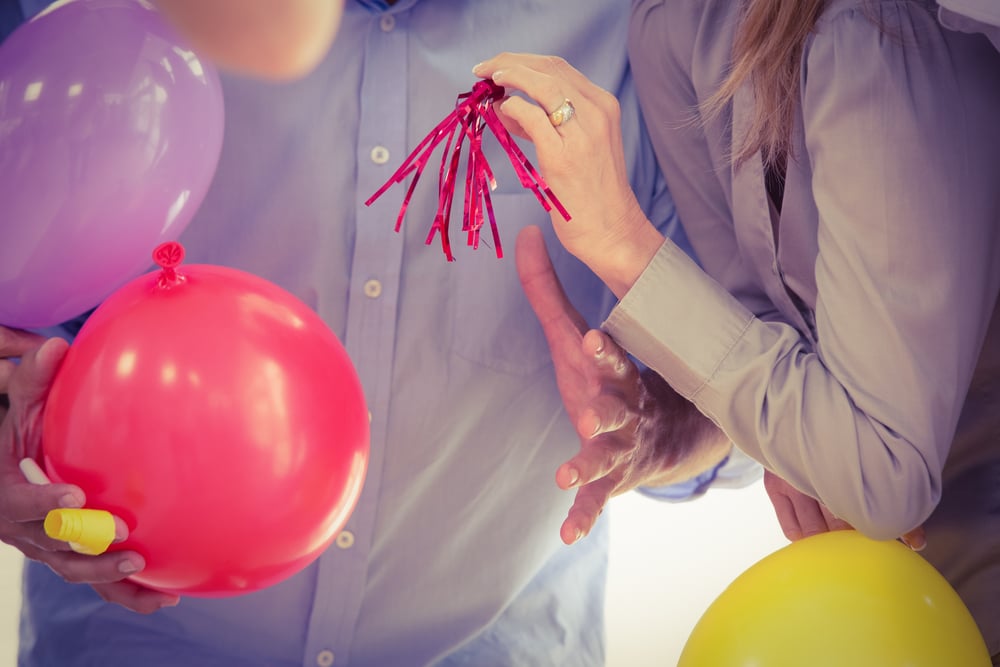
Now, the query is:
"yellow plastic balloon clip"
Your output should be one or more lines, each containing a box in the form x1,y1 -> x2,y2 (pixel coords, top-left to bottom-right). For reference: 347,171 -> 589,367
44,508 -> 116,556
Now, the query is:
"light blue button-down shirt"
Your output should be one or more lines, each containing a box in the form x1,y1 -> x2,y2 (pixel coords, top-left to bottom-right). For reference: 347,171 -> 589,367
13,1 -> 699,665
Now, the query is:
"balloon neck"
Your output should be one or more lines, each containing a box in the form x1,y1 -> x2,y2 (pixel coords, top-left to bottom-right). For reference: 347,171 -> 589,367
153,241 -> 187,289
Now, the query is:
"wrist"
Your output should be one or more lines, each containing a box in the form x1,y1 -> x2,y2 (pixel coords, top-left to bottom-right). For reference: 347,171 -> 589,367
584,216 -> 664,299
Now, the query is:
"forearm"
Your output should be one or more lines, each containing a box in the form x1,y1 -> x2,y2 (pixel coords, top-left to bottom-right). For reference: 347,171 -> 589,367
153,0 -> 342,80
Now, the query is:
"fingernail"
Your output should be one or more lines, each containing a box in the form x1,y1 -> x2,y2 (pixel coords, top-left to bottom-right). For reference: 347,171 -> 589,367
491,70 -> 504,83
160,597 -> 180,608
118,557 -> 142,575
59,493 -> 84,509
905,536 -> 927,552
471,62 -> 484,75
594,338 -> 605,356
566,467 -> 580,487
573,528 -> 583,543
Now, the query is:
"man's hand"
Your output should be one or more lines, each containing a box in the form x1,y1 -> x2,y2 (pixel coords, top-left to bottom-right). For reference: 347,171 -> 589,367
152,0 -> 344,81
0,326 -> 46,423
516,226 -> 731,544
763,470 -> 926,550
0,333 -> 179,613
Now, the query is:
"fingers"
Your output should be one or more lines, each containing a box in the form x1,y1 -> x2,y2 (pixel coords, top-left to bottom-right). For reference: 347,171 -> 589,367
0,326 -> 46,359
22,545 -> 147,585
16,536 -> 178,613
8,338 -> 68,406
764,470 -> 853,541
556,428 -> 634,493
820,505 -> 853,534
2,339 -> 68,460
763,469 -> 803,541
495,96 -> 564,161
0,360 -> 16,396
0,468 -> 85,524
474,53 -> 605,108
583,330 -> 637,384
787,493 -> 836,539
92,579 -> 180,614
516,226 -> 588,335
578,395 -> 632,441
560,478 -> 615,545
0,327 -> 46,397
900,526 -> 927,551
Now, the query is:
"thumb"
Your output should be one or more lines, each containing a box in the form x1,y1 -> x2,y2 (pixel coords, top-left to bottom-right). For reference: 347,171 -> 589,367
516,226 -> 586,335
8,338 -> 69,409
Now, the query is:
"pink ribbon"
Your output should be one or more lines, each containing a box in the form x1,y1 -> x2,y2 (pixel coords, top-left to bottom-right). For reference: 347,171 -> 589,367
365,80 -> 570,261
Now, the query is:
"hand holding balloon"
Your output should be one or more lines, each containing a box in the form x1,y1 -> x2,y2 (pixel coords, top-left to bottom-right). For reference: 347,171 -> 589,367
0,339 -> 178,614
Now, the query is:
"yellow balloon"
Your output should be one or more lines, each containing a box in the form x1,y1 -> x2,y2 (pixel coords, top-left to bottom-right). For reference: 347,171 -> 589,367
679,530 -> 990,666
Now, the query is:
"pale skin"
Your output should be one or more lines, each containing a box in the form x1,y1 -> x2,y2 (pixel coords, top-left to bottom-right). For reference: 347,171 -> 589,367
480,52 -> 927,550
473,54 -> 664,300
151,0 -> 345,81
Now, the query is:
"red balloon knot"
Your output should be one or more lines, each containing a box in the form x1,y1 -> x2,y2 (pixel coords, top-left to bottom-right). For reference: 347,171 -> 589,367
153,241 -> 186,287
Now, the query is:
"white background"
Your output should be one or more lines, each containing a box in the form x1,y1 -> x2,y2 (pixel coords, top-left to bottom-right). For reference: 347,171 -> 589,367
0,480 -> 788,666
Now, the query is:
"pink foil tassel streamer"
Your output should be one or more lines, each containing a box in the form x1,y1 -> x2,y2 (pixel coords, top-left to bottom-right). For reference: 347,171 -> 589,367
364,79 -> 570,261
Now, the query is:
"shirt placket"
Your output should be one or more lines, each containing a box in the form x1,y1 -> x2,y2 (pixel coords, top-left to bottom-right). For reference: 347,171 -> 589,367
301,8 -> 408,667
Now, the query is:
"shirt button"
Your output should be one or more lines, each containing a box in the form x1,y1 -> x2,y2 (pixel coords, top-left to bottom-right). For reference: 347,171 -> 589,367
363,279 -> 383,299
379,14 -> 396,32
370,145 -> 390,165
316,650 -> 335,667
336,530 -> 355,549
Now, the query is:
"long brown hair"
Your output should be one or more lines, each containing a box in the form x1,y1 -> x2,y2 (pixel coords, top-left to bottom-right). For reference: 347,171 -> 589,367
701,0 -> 826,169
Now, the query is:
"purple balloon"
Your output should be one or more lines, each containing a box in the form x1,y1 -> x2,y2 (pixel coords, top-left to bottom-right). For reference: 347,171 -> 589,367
0,0 -> 224,329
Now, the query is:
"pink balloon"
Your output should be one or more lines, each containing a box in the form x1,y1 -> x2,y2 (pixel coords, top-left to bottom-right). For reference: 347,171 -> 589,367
0,0 -> 224,329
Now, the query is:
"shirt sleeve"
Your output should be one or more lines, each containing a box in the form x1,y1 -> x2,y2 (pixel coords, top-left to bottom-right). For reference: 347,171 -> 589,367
611,3 -> 1000,539
638,447 -> 764,502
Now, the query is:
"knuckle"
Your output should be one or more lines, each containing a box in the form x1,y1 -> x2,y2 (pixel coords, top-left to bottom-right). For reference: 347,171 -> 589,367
94,586 -> 118,604
593,444 -> 622,474
576,492 -> 609,518
541,55 -> 568,72
604,91 -> 621,117
540,82 -> 565,107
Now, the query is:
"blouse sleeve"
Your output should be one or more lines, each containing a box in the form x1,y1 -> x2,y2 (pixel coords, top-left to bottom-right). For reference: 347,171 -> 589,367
613,1 -> 1000,538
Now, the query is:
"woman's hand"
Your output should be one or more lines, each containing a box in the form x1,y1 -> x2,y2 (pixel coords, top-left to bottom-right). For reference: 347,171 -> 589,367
474,53 -> 665,297
764,470 -> 926,550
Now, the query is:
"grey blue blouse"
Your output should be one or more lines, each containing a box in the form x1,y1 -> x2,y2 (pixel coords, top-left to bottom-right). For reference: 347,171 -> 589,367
617,0 -> 1000,653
